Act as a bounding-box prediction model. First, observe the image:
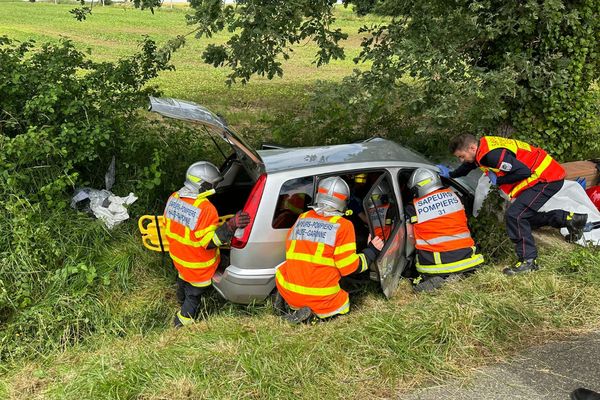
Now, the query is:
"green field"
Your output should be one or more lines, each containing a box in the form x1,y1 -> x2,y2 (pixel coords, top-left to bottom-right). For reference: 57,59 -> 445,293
1,2 -> 600,399
0,0 -> 381,127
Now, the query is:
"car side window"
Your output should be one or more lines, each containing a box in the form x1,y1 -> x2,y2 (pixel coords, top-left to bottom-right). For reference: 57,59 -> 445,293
364,175 -> 399,243
272,176 -> 314,229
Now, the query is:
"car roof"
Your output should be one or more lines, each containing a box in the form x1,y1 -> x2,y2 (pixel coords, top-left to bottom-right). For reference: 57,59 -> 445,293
257,138 -> 434,173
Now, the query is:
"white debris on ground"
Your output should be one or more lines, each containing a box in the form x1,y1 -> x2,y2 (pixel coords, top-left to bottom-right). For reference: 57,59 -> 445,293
71,188 -> 138,229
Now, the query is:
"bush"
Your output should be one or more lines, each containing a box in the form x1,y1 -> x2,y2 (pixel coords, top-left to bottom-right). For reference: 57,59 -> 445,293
468,188 -> 513,264
0,36 -> 219,362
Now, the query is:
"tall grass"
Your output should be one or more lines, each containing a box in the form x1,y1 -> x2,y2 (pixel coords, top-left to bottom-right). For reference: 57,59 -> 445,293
1,245 -> 599,399
1,3 -> 599,399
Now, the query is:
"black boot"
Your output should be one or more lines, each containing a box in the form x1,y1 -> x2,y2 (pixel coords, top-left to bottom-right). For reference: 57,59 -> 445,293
283,306 -> 314,324
503,259 -> 539,275
570,388 -> 600,400
565,212 -> 588,243
413,275 -> 446,293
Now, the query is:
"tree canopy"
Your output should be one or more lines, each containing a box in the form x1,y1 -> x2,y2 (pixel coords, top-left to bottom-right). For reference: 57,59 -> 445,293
102,0 -> 599,159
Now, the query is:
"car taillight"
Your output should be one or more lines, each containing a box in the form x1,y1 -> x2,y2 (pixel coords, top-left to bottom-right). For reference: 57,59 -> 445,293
231,173 -> 267,249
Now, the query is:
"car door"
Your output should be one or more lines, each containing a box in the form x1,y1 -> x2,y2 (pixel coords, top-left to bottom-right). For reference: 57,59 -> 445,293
363,173 -> 407,298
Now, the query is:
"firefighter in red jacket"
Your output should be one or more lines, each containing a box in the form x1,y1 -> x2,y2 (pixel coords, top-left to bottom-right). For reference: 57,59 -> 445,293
442,134 -> 588,275
406,168 -> 484,291
275,176 -> 384,322
164,161 -> 250,327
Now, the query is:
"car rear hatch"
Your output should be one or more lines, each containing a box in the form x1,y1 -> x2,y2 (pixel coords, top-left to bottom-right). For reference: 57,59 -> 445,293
148,96 -> 265,180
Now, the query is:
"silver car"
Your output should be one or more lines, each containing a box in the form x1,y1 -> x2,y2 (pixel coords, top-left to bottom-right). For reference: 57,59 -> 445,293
150,97 -> 477,303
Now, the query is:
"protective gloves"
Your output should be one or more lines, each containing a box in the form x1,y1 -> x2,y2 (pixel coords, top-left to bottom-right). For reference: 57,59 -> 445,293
487,171 -> 498,185
226,211 -> 251,231
212,211 -> 251,248
436,164 -> 450,178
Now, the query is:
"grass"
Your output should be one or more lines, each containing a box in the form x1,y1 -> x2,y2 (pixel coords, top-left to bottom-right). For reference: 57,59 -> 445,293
2,3 -> 600,399
0,1 -> 384,127
1,241 -> 599,399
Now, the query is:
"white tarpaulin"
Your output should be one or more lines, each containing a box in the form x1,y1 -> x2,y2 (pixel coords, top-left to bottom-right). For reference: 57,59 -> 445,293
71,188 -> 138,229
473,178 -> 600,247
538,180 -> 600,246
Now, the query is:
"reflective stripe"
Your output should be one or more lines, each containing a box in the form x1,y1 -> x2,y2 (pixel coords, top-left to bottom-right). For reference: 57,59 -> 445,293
417,253 -> 484,274
433,252 -> 442,265
416,232 -> 472,246
358,253 -> 368,273
286,249 -> 335,266
276,269 -> 341,296
285,213 -> 356,268
316,298 -> 350,318
410,216 -> 418,223
508,154 -> 553,197
212,233 -> 223,247
166,227 -> 213,248
417,178 -> 432,187
194,224 -> 217,239
170,251 -> 219,269
336,253 -> 359,269
197,230 -> 216,247
318,187 -> 347,200
334,242 -> 356,255
192,197 -> 206,207
177,311 -> 194,326
178,274 -> 212,287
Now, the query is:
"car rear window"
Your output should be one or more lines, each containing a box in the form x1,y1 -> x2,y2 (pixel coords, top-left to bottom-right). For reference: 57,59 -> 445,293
272,176 -> 314,229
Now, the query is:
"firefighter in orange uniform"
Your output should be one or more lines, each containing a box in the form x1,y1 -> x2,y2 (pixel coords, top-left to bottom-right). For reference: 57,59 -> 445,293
366,181 -> 395,242
164,161 -> 250,327
444,134 -> 588,274
275,176 -> 384,322
406,168 -> 484,292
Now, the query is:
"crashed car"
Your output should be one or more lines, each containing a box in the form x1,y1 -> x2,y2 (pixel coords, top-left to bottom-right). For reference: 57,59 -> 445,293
149,97 -> 478,303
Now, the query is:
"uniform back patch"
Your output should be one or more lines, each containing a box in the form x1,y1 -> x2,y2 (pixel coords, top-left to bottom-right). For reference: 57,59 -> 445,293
415,191 -> 464,223
165,197 -> 201,229
290,217 -> 340,247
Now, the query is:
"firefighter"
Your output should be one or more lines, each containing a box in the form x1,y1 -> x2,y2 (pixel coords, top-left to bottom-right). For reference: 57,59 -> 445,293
163,161 -> 250,327
406,168 -> 484,292
275,176 -> 384,322
366,181 -> 395,242
442,134 -> 588,275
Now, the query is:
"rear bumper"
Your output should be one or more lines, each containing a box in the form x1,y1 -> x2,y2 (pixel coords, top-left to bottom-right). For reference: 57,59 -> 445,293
212,265 -> 277,304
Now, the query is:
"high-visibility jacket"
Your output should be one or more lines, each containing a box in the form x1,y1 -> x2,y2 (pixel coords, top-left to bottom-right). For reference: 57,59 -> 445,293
163,192 -> 221,287
276,210 -> 367,318
411,188 -> 483,274
476,136 -> 565,199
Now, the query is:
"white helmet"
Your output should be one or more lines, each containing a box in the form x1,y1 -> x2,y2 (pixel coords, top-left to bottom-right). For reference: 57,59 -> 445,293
408,168 -> 443,198
315,176 -> 350,212
370,180 -> 391,206
184,161 -> 223,192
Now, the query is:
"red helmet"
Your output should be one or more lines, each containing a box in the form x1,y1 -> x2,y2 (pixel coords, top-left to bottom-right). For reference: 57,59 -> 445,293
586,186 -> 600,211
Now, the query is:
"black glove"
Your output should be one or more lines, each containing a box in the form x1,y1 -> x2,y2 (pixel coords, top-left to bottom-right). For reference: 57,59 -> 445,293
362,242 -> 382,265
227,211 -> 250,231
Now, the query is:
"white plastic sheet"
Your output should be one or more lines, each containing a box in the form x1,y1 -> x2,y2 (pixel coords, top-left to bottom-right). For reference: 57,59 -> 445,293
473,178 -> 600,246
472,174 -> 492,217
71,188 -> 138,229
538,180 -> 600,246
